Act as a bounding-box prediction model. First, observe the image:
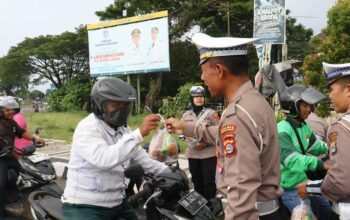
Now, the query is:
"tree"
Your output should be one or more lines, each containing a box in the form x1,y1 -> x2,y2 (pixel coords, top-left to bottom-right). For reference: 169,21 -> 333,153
303,0 -> 350,116
286,10 -> 313,66
0,54 -> 30,96
48,75 -> 91,111
7,26 -> 89,89
95,0 -> 256,109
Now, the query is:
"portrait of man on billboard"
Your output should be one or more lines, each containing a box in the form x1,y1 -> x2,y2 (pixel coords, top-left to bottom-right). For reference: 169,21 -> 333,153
147,27 -> 164,64
125,28 -> 145,65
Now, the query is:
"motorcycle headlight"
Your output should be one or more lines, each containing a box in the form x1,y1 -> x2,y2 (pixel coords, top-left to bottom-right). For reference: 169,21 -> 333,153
39,173 -> 56,181
22,162 -> 39,172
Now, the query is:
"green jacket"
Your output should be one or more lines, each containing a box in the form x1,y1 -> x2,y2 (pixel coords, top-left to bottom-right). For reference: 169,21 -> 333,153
278,118 -> 328,189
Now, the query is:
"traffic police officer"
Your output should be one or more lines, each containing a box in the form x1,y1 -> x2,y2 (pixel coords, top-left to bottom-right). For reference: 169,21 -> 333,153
181,86 -> 219,200
297,62 -> 350,220
165,33 -> 287,220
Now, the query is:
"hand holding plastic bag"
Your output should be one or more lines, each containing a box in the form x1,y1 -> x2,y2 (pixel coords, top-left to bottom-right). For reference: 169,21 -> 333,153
149,129 -> 179,161
291,200 -> 316,220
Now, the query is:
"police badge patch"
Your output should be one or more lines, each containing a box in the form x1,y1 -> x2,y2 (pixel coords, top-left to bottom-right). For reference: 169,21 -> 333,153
220,124 -> 237,158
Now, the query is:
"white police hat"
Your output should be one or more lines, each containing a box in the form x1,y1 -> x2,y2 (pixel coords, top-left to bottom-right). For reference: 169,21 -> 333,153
191,33 -> 259,65
190,86 -> 205,97
322,62 -> 350,85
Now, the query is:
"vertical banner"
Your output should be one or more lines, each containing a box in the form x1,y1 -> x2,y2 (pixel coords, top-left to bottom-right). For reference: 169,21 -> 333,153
253,0 -> 286,45
87,11 -> 170,77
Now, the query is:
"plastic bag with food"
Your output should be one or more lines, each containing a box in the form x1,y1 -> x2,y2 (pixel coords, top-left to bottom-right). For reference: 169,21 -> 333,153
149,129 -> 179,161
291,200 -> 316,220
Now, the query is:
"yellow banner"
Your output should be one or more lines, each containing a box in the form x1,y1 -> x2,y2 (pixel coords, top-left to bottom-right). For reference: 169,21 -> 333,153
87,10 -> 168,30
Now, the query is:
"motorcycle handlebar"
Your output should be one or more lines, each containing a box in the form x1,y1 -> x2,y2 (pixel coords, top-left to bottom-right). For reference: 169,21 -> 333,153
128,184 -> 152,204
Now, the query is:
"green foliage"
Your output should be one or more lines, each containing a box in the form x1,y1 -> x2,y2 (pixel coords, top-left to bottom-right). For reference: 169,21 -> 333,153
48,75 -> 91,111
286,10 -> 313,67
303,0 -> 350,116
159,83 -> 196,118
0,53 -> 30,95
25,111 -> 89,142
2,26 -> 89,90
25,111 -> 187,152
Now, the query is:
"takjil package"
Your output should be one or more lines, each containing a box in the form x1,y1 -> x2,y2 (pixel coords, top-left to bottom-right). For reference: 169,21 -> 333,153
149,129 -> 179,161
291,200 -> 316,220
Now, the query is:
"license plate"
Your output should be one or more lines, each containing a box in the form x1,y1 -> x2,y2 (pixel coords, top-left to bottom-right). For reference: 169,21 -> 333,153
178,191 -> 207,216
28,153 -> 50,163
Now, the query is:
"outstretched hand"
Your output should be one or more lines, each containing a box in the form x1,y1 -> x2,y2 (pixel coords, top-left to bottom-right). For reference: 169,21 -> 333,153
164,118 -> 184,135
140,114 -> 161,137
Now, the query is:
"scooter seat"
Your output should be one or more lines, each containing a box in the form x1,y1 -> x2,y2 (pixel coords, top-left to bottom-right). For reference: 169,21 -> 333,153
36,197 -> 63,220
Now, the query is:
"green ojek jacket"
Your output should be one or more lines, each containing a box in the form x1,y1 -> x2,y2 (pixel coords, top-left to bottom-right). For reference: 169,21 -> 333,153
277,117 -> 328,189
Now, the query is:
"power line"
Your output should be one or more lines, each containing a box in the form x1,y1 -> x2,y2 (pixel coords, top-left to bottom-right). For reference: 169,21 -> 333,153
287,15 -> 326,19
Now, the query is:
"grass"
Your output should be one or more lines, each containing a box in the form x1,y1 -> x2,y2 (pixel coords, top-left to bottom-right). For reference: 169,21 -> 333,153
24,111 -> 187,153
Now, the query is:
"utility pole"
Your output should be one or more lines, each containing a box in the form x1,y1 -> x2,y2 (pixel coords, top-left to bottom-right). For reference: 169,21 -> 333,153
227,1 -> 230,36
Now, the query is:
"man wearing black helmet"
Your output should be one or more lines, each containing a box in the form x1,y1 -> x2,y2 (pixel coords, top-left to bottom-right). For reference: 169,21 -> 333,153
0,96 -> 45,218
277,85 -> 331,219
62,78 -> 169,220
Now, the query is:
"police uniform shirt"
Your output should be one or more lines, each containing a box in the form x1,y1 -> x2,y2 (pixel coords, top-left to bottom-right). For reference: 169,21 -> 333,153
321,109 -> 350,203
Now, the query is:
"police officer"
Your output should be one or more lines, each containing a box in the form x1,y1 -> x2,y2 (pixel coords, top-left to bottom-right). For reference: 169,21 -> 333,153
297,62 -> 350,220
165,33 -> 286,220
305,104 -> 328,142
62,78 -> 169,220
181,86 -> 219,200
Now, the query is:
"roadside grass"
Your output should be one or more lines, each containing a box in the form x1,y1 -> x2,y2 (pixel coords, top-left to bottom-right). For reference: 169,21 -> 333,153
25,111 -> 187,153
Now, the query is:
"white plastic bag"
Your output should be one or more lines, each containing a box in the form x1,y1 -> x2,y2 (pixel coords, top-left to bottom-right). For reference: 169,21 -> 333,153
149,129 -> 179,161
291,200 -> 316,220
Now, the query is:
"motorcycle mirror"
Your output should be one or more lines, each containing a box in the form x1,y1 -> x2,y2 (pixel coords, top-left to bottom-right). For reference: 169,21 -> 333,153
124,164 -> 144,180
23,145 -> 36,155
34,128 -> 45,138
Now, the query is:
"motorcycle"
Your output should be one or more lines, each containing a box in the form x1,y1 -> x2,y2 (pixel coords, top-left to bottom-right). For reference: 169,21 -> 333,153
1,129 -> 63,219
125,161 -> 224,220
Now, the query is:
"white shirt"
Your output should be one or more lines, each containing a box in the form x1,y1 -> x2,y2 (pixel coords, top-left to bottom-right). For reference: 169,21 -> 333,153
62,113 -> 168,207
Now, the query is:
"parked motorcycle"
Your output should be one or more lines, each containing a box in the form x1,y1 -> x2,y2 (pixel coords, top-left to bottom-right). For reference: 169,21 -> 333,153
1,129 -> 62,219
125,161 -> 224,220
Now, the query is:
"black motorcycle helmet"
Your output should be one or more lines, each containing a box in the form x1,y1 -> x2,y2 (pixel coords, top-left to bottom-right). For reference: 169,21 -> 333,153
91,78 -> 136,127
280,85 -> 327,118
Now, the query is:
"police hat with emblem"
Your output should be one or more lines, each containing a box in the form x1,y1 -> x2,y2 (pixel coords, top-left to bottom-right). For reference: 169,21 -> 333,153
323,62 -> 350,85
191,33 -> 258,65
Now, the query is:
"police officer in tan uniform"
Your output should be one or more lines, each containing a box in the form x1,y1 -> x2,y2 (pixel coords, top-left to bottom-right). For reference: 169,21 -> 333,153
165,33 -> 287,220
297,62 -> 350,220
305,105 -> 328,142
181,86 -> 219,200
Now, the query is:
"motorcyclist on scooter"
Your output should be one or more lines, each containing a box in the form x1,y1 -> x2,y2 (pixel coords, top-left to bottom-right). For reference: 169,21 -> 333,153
0,96 -> 45,218
62,78 -> 170,220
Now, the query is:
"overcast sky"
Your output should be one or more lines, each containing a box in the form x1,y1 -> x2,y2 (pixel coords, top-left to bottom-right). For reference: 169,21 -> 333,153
0,0 -> 337,57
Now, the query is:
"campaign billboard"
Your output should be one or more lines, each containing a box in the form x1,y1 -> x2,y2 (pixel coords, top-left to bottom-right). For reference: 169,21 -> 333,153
87,11 -> 170,77
253,0 -> 286,45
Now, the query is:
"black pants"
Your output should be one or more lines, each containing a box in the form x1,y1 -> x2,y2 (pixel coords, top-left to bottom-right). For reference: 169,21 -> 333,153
63,199 -> 138,220
0,157 -> 19,216
260,207 -> 291,220
329,211 -> 339,220
188,157 -> 216,200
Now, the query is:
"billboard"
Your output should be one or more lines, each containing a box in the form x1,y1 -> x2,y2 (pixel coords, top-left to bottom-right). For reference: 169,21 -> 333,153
87,11 -> 170,77
253,0 -> 286,45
